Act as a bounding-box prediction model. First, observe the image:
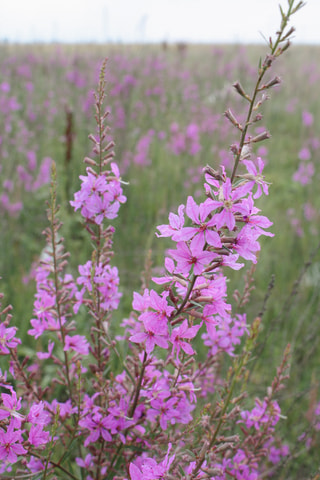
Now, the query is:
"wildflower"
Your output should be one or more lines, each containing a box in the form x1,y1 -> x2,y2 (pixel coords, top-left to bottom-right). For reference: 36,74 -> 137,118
0,324 -> 21,354
170,319 -> 201,358
28,424 -> 50,447
0,389 -> 23,425
302,110 -> 313,126
178,196 -> 222,247
0,422 -> 27,463
27,401 -> 50,425
156,204 -> 186,241
209,178 -> 252,230
168,235 -> 215,276
242,157 -> 270,199
129,315 -> 169,355
79,411 -> 113,446
129,443 -> 175,479
64,335 -> 89,356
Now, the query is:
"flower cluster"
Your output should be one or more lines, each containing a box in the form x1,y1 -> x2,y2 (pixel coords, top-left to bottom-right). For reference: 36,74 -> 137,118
0,2 -> 306,477
70,162 -> 126,225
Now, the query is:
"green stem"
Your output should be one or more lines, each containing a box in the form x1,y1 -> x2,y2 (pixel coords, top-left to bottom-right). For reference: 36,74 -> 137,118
30,450 -> 79,480
230,0 -> 296,183
49,165 -> 73,402
191,318 -> 260,478
107,352 -> 148,477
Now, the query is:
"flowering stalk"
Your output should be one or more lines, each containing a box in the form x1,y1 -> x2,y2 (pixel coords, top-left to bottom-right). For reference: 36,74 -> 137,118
48,161 -> 73,403
230,0 -> 305,182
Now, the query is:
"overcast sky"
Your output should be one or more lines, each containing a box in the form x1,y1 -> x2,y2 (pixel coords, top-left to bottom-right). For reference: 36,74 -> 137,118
0,0 -> 318,44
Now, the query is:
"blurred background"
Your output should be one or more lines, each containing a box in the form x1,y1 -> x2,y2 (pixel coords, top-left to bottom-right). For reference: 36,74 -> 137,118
1,0 -> 319,44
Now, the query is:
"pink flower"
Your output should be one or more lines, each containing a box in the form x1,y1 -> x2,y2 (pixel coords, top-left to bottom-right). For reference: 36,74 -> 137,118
298,147 -> 311,161
241,194 -> 274,237
0,389 -> 23,425
70,166 -> 126,224
139,290 -> 174,330
28,424 -> 50,447
130,315 -> 168,355
240,399 -> 281,430
36,340 -> 55,359
178,196 -> 222,247
0,324 -> 21,354
302,110 -> 313,126
28,401 -> 50,426
170,320 -> 202,357
64,335 -> 89,356
27,456 -> 45,472
242,157 -> 270,199
79,412 -> 113,446
233,225 -> 261,263
210,178 -> 252,230
129,443 -> 175,479
76,453 -> 94,469
293,161 -> 315,185
168,235 -> 215,276
0,422 -> 27,463
156,204 -> 186,241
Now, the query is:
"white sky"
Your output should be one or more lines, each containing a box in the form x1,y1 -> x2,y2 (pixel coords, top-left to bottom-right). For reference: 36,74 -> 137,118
0,0 -> 318,44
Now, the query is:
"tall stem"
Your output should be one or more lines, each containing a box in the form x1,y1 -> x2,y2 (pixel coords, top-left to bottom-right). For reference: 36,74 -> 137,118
230,0 -> 298,183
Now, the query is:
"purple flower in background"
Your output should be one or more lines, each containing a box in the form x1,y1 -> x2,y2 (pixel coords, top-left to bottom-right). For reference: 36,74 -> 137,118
293,162 -> 315,185
27,456 -> 45,473
186,123 -> 201,155
302,110 -> 313,126
133,130 -> 154,166
0,82 -> 10,92
298,147 -> 311,161
76,453 -> 94,470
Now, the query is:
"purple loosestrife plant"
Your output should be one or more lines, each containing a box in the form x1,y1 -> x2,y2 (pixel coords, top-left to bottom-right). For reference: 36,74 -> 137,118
0,1 -> 306,478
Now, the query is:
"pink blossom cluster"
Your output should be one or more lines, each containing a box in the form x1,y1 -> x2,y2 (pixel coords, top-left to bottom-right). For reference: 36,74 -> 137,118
0,6 -> 305,473
168,122 -> 202,156
70,162 -> 126,224
116,155 -> 276,476
129,443 -> 175,480
290,108 -> 320,238
0,131 -> 283,477
0,386 -> 50,472
0,115 -> 281,479
74,260 -> 122,314
240,398 -> 281,431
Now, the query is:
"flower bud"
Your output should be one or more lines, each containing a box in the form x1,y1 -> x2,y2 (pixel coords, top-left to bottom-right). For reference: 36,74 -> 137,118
233,81 -> 251,101
250,131 -> 271,143
224,109 -> 242,130
84,156 -> 98,166
262,76 -> 282,89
